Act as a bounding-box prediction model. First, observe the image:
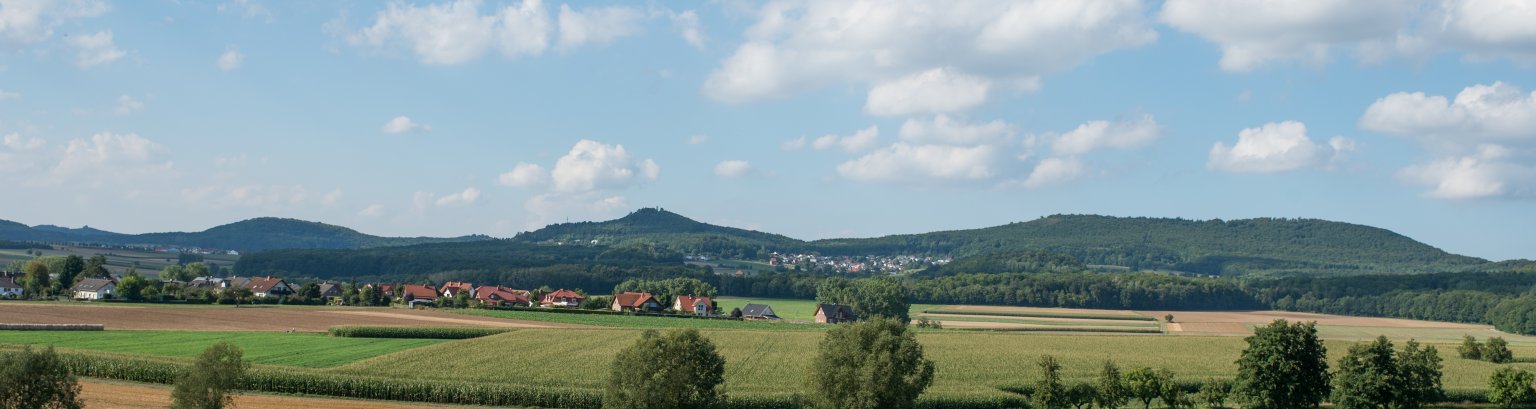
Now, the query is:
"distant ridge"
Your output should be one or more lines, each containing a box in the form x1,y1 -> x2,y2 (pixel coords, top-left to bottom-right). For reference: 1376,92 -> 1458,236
0,217 -> 489,252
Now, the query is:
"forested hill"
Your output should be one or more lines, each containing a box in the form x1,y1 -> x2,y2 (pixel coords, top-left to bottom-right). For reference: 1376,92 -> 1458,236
513,208 -> 800,258
809,215 -> 1488,276
0,217 -> 490,251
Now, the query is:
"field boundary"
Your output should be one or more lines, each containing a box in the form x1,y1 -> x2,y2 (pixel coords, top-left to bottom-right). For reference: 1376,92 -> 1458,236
922,309 -> 1156,322
0,323 -> 104,330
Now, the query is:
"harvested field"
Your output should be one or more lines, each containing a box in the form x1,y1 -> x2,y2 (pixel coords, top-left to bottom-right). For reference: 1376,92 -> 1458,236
936,305 -> 1145,318
79,379 -> 476,409
1149,310 -> 1487,329
0,303 -> 579,331
1150,310 -> 1536,344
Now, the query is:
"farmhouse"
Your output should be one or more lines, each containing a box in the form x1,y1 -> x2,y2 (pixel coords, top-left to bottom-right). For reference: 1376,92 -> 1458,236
541,289 -> 584,308
672,295 -> 714,316
72,278 -> 116,300
814,304 -> 857,324
0,276 -> 23,298
317,283 -> 342,299
401,284 -> 439,307
186,276 -> 227,292
440,281 -> 474,298
474,286 -> 531,307
612,292 -> 661,312
243,277 -> 294,298
740,303 -> 780,320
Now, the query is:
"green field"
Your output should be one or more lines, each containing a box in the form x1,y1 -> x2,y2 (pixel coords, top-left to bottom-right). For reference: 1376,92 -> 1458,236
712,296 -> 943,321
911,314 -> 1163,328
450,308 -> 829,331
0,330 -> 440,368
331,328 -> 1536,400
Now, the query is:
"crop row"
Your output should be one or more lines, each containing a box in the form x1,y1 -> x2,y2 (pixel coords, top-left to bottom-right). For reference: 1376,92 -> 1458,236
921,310 -> 1156,322
327,326 -> 514,339
953,327 -> 1164,334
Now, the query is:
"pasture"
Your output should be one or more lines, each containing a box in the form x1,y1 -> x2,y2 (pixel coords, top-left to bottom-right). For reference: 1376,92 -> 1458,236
0,302 -> 569,331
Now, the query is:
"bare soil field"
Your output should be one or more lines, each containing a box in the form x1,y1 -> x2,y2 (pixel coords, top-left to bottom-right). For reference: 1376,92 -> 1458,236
914,313 -> 1154,326
1149,310 -> 1487,329
79,379 -> 480,409
935,320 -> 1153,331
933,305 -> 1144,317
0,303 -> 583,331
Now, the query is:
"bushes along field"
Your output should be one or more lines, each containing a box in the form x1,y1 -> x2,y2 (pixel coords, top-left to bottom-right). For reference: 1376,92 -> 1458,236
327,326 -> 513,339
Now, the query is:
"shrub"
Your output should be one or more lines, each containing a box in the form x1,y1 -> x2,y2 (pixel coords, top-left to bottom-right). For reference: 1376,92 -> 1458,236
1488,367 -> 1535,409
1484,337 -> 1514,364
604,329 -> 725,409
1459,335 -> 1484,360
171,341 -> 248,409
1196,379 -> 1231,409
328,326 -> 513,339
0,346 -> 83,409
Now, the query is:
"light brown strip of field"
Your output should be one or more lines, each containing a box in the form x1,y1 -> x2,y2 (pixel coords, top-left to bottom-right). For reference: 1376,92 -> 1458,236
80,378 -> 478,409
1145,310 -> 1487,329
935,305 -> 1144,317
935,320 -> 1149,331
914,313 -> 1152,325
0,303 -> 583,331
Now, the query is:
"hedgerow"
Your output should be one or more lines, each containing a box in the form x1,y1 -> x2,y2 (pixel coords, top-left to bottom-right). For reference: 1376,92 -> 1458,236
327,326 -> 513,339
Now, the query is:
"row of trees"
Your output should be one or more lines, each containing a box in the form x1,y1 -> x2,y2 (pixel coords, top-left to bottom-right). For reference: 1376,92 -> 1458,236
1460,335 -> 1515,364
8,255 -> 114,299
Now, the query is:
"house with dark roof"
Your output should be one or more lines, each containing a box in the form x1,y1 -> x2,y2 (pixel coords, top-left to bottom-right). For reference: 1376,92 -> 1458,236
740,303 -> 779,320
474,286 -> 531,307
814,304 -> 857,324
401,284 -> 438,307
672,295 -> 714,317
0,276 -> 23,299
541,289 -> 584,308
317,283 -> 342,299
440,281 -> 474,298
611,292 -> 661,312
72,278 -> 116,300
243,277 -> 293,298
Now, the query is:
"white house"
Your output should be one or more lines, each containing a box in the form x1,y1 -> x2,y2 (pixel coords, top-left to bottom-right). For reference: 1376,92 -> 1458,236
0,276 -> 23,298
72,278 -> 116,300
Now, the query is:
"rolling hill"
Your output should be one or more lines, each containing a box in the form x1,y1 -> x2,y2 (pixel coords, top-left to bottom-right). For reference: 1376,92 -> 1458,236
0,217 -> 490,252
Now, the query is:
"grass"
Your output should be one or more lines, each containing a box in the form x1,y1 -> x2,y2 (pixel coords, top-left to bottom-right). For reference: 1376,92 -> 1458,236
711,296 -> 943,321
449,308 -> 829,331
334,328 -> 1536,400
914,314 -> 1163,328
0,330 -> 441,368
922,309 -> 1156,321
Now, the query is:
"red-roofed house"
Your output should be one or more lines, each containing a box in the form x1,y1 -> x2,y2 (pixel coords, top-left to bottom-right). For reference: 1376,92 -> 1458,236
243,277 -> 293,298
673,295 -> 715,317
611,292 -> 661,312
541,289 -> 584,308
402,284 -> 438,307
475,286 -> 531,307
440,281 -> 474,298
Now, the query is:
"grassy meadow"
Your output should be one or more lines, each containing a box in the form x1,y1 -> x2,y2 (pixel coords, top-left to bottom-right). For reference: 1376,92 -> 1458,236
0,330 -> 440,368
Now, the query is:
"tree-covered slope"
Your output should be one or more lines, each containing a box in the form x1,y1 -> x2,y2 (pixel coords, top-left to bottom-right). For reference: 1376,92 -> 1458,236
808,215 -> 1487,276
513,208 -> 801,258
0,217 -> 490,251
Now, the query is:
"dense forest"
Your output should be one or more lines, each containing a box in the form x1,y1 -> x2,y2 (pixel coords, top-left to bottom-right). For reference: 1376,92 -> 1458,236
513,208 -> 799,259
0,217 -> 489,251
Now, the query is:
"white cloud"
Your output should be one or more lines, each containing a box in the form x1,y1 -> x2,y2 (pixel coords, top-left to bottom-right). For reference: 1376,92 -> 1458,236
358,204 -> 385,217
0,90 -> 20,101
113,94 -> 144,116
836,143 -> 996,185
899,115 -> 1016,146
0,0 -> 108,45
434,186 -> 481,206
180,184 -> 315,209
548,139 -> 658,193
1207,121 -> 1351,173
347,0 -> 551,65
1022,157 -> 1086,188
865,68 -> 990,116
1420,1 -> 1536,66
53,132 -> 171,184
1360,82 -> 1536,145
703,0 -> 1156,104
497,162 -> 547,188
687,134 -> 709,145
218,0 -> 272,21
1398,145 -> 1534,199
714,160 -> 753,178
381,116 -> 427,134
0,133 -> 46,174
68,30 -> 125,68
1361,82 -> 1536,199
667,9 -> 704,49
781,136 -> 807,151
812,126 -> 879,152
217,49 -> 245,71
1050,115 -> 1160,156
556,4 -> 643,50
321,189 -> 343,206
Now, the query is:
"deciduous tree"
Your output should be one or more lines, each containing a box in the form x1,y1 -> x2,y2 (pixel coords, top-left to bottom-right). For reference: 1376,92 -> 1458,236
170,341 -> 247,409
1234,320 -> 1330,409
1331,336 -> 1397,409
0,346 -> 83,409
1485,337 -> 1514,364
1489,367 -> 1536,409
604,329 -> 725,409
1096,360 -> 1128,409
806,317 -> 934,409
1459,335 -> 1484,360
1033,355 -> 1068,409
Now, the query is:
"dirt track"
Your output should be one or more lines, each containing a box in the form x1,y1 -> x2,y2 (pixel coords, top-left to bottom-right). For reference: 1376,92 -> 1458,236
0,303 -> 582,331
80,379 -> 478,409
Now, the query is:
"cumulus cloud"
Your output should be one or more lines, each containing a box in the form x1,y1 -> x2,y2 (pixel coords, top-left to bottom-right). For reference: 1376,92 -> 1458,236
113,95 -> 144,116
1207,121 -> 1353,173
497,162 -> 547,188
702,0 -> 1156,104
217,49 -> 245,71
548,140 -> 659,192
381,116 -> 427,134
358,204 -> 385,217
1022,157 -> 1086,188
68,30 -> 125,68
53,132 -> 172,184
713,160 -> 753,178
812,126 -> 880,152
899,115 -> 1016,146
218,0 -> 273,21
347,0 -> 552,64
687,134 -> 709,145
433,186 -> 481,206
0,0 -> 108,45
1050,115 -> 1160,156
321,189 -> 343,206
865,68 -> 990,116
781,136 -> 807,151
1361,81 -> 1536,199
836,143 -> 996,185
667,9 -> 704,49
556,4 -> 643,50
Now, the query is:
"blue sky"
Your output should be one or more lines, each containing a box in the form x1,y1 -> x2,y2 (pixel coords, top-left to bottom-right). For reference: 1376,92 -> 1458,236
2,0 -> 1534,260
